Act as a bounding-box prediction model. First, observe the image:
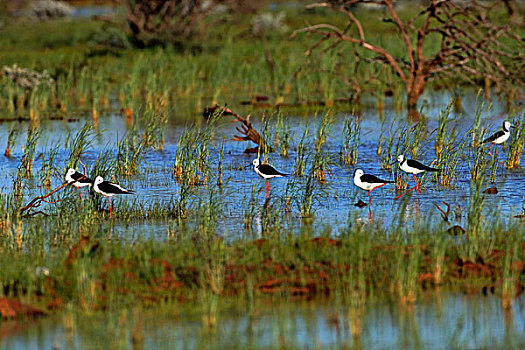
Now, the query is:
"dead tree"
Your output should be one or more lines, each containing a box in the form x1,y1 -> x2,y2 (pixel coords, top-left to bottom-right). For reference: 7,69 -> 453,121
295,0 -> 524,118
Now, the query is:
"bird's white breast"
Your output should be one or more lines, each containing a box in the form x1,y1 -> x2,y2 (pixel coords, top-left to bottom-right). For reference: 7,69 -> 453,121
493,131 -> 510,144
400,161 -> 424,175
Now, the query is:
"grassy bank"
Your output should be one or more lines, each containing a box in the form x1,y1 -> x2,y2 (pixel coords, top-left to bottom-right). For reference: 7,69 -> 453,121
1,4 -> 521,123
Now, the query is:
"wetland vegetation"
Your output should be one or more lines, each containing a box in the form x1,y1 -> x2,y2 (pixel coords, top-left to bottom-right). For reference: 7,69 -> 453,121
0,0 -> 524,348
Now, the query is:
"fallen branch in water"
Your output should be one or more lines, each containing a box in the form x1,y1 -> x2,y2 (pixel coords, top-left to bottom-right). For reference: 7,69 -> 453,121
206,104 -> 269,153
20,181 -> 70,218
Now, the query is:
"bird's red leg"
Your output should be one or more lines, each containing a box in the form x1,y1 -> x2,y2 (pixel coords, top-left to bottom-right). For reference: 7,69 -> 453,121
107,196 -> 112,218
265,179 -> 269,199
367,190 -> 372,219
368,183 -> 387,219
496,144 -> 499,162
78,187 -> 83,203
414,174 -> 420,200
395,177 -> 417,199
487,143 -> 494,159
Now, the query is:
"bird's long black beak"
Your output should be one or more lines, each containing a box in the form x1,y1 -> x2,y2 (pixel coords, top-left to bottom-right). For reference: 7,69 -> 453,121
510,125 -> 516,128
390,160 -> 397,166
244,163 -> 252,169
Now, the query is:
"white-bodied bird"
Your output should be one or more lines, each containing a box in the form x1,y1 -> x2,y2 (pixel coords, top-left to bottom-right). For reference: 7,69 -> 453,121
93,176 -> 134,218
65,168 -> 92,202
247,159 -> 288,199
353,169 -> 394,219
395,155 -> 439,200
482,121 -> 514,161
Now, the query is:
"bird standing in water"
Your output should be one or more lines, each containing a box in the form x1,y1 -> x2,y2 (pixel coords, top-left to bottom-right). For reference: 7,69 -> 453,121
395,155 -> 439,200
93,176 -> 134,218
248,158 -> 288,199
65,168 -> 92,202
482,121 -> 514,162
353,168 -> 394,219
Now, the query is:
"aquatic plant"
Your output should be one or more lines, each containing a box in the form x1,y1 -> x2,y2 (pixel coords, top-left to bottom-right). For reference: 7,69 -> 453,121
293,127 -> 309,176
342,115 -> 361,165
21,127 -> 40,177
506,114 -> 525,169
4,126 -> 18,158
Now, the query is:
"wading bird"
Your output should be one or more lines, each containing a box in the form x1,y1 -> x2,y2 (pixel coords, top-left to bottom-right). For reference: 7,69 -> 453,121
353,169 -> 394,219
482,121 -> 514,162
65,168 -> 92,202
93,176 -> 134,218
395,155 -> 439,200
247,159 -> 288,199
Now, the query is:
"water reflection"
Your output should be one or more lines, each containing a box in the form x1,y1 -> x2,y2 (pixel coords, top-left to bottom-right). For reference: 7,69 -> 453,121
2,293 -> 525,349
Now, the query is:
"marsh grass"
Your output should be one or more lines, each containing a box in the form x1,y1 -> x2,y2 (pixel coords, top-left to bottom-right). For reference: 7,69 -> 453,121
506,114 -> 525,169
293,126 -> 309,176
4,126 -> 18,158
115,131 -> 146,177
342,115 -> 361,166
21,127 -> 40,177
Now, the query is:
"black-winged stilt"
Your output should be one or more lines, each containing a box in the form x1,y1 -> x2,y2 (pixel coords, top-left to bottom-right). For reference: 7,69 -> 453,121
395,155 -> 439,200
65,168 -> 92,202
482,121 -> 514,161
247,158 -> 288,199
93,176 -> 134,218
353,169 -> 394,219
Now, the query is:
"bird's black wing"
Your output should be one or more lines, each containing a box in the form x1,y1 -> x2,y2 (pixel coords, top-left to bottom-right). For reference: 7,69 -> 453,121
258,164 -> 289,176
482,130 -> 504,144
99,181 -> 133,194
407,159 -> 439,172
360,173 -> 395,184
71,172 -> 93,184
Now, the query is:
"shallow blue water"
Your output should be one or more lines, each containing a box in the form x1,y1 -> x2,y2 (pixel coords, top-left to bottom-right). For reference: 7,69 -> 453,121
0,89 -> 524,238
1,292 -> 525,349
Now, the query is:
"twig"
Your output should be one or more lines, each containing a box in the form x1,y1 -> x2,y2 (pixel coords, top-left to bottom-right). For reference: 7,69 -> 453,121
434,201 -> 451,222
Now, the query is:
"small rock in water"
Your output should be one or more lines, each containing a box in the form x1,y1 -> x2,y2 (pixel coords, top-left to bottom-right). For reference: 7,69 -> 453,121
483,187 -> 498,194
354,200 -> 367,208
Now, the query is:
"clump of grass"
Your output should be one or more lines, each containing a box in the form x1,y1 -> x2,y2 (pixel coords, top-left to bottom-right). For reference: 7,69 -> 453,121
115,132 -> 146,177
216,139 -> 225,187
4,127 -> 18,158
379,118 -> 398,170
315,110 -> 332,151
173,117 -> 217,186
341,115 -> 361,165
21,127 -> 40,177
64,123 -> 94,171
297,171 -> 316,218
311,147 -> 334,183
434,102 -> 454,158
293,127 -> 308,176
39,141 -> 61,188
506,114 -> 525,169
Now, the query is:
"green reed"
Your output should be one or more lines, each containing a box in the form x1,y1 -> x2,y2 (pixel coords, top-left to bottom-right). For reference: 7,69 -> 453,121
115,132 -> 146,177
64,123 -> 94,171
297,171 -> 316,218
315,110 -> 332,151
217,139 -> 225,187
294,126 -> 309,176
4,126 -> 18,158
342,115 -> 361,165
380,118 -> 398,171
243,185 -> 259,230
434,102 -> 454,158
21,127 -> 40,177
39,141 -> 61,188
506,113 -> 525,169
